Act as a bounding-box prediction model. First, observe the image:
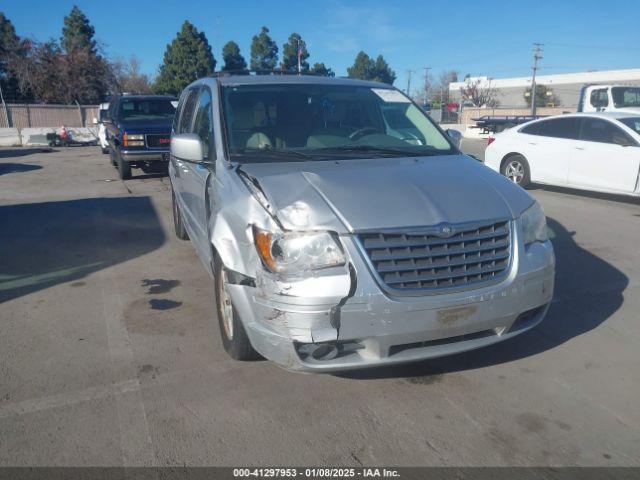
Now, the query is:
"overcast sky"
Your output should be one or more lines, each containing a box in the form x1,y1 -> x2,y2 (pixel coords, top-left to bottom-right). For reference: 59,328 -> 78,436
4,0 -> 640,93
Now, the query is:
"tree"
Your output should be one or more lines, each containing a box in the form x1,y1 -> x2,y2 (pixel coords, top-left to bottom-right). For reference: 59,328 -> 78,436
309,62 -> 334,77
250,27 -> 278,73
221,41 -> 247,72
21,41 -> 66,103
0,12 -> 19,101
459,78 -> 500,107
154,21 -> 216,95
524,84 -> 560,107
347,51 -> 396,85
373,55 -> 396,85
282,33 -> 309,73
347,51 -> 374,80
61,6 -> 97,54
431,70 -> 458,103
111,55 -> 152,94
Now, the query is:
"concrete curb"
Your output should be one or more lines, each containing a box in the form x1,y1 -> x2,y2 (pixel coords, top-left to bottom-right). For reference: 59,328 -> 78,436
18,127 -> 98,146
0,128 -> 22,147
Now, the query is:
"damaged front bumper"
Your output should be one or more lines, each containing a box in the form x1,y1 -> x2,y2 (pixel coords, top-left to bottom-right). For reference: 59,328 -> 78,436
225,229 -> 555,373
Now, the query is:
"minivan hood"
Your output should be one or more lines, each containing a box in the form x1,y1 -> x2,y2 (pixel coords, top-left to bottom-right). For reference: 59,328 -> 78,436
239,155 -> 534,233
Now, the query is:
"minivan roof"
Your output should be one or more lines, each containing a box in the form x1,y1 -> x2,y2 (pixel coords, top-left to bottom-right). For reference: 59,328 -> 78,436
216,74 -> 391,89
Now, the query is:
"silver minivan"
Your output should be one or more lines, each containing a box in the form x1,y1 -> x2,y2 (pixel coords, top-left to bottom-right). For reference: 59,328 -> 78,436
169,74 -> 555,372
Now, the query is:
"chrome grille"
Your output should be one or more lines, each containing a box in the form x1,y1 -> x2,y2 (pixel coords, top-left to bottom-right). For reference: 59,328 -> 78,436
358,220 -> 511,293
145,134 -> 170,149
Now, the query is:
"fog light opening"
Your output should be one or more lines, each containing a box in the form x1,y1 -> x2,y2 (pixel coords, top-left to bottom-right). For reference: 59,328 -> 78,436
311,343 -> 339,361
296,341 -> 363,362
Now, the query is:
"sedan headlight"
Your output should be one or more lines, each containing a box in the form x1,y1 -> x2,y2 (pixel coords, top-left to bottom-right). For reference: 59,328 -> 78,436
253,226 -> 346,274
521,202 -> 548,245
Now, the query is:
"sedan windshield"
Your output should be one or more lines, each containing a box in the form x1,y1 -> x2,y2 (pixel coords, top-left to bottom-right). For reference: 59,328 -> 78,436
221,83 -> 455,162
119,98 -> 176,121
611,87 -> 640,109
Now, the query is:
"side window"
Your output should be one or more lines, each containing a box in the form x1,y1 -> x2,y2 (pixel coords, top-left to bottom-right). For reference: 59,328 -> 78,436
537,117 -> 580,139
580,118 -> 634,145
178,88 -> 200,134
590,89 -> 609,108
109,100 -> 118,121
519,122 -> 540,135
192,88 -> 214,158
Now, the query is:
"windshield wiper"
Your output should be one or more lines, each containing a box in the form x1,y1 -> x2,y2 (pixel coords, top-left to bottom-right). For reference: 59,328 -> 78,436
237,147 -> 314,161
312,145 -> 441,156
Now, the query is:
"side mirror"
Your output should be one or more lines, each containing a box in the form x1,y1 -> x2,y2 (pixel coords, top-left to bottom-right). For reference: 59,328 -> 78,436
92,117 -> 98,125
446,128 -> 463,148
171,133 -> 205,162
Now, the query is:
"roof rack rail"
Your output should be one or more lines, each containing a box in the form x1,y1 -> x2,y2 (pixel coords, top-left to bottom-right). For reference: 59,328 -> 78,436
211,69 -> 333,77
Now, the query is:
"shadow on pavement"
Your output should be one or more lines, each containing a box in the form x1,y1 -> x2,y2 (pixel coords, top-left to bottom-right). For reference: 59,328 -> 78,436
132,163 -> 169,180
337,216 -> 628,380
530,184 -> 640,206
0,163 -> 43,175
0,196 -> 165,304
0,148 -> 54,158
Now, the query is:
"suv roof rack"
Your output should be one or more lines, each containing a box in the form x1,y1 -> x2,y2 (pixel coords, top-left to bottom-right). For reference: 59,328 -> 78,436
211,69 -> 333,77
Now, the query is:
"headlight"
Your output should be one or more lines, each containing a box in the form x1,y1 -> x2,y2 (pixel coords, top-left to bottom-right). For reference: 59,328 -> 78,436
123,133 -> 144,147
253,226 -> 346,274
521,202 -> 548,245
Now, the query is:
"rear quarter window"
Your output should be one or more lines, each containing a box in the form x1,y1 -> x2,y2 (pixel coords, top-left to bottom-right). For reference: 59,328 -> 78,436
519,122 -> 540,135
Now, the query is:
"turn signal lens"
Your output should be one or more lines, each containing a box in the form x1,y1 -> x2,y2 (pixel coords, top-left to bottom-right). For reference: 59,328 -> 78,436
254,229 -> 276,271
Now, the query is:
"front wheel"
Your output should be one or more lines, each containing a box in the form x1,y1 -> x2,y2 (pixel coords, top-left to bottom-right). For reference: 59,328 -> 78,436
501,154 -> 531,188
214,255 -> 260,361
116,150 -> 132,180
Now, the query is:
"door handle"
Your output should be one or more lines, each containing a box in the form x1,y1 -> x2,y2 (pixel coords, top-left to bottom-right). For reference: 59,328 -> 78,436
528,142 -> 537,145
574,147 -> 585,151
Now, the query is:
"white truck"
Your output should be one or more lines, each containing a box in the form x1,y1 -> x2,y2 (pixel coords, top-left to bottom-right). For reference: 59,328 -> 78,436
577,85 -> 640,114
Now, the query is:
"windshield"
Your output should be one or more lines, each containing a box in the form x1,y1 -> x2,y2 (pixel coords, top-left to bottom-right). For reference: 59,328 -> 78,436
221,83 -> 455,162
611,87 -> 640,109
119,98 -> 176,121
619,117 -> 640,135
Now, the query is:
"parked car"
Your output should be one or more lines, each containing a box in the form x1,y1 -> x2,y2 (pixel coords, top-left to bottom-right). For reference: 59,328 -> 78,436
485,112 -> 640,197
94,102 -> 110,154
169,74 -> 555,372
105,94 -> 176,179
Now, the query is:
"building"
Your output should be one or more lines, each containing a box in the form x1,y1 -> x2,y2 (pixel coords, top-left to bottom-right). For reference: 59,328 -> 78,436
449,68 -> 640,108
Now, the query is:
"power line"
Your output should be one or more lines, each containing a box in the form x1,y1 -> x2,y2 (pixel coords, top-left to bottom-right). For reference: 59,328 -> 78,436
545,42 -> 640,52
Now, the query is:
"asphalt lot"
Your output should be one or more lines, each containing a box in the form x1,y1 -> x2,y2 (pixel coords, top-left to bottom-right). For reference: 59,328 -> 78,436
1,140 -> 639,466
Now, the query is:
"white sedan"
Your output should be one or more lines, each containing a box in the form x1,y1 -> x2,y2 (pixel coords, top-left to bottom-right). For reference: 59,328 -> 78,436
485,112 -> 640,197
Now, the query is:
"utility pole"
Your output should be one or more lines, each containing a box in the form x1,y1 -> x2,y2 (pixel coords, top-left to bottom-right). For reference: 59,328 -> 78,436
405,69 -> 414,96
530,43 -> 543,116
423,67 -> 431,107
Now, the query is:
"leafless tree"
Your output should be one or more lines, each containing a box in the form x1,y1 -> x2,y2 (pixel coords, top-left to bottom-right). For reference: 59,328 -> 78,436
110,55 -> 153,94
459,78 -> 500,107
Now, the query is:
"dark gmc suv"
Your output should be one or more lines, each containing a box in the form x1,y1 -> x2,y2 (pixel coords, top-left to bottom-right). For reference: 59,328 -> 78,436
105,94 -> 177,179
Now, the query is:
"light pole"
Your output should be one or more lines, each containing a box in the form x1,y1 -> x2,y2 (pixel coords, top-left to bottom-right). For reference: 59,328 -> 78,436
530,43 -> 543,116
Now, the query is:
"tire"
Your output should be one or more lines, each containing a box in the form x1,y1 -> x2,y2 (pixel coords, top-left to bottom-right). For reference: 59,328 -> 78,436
213,255 -> 260,361
116,149 -> 132,180
171,189 -> 189,240
501,154 -> 531,188
101,146 -> 109,154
